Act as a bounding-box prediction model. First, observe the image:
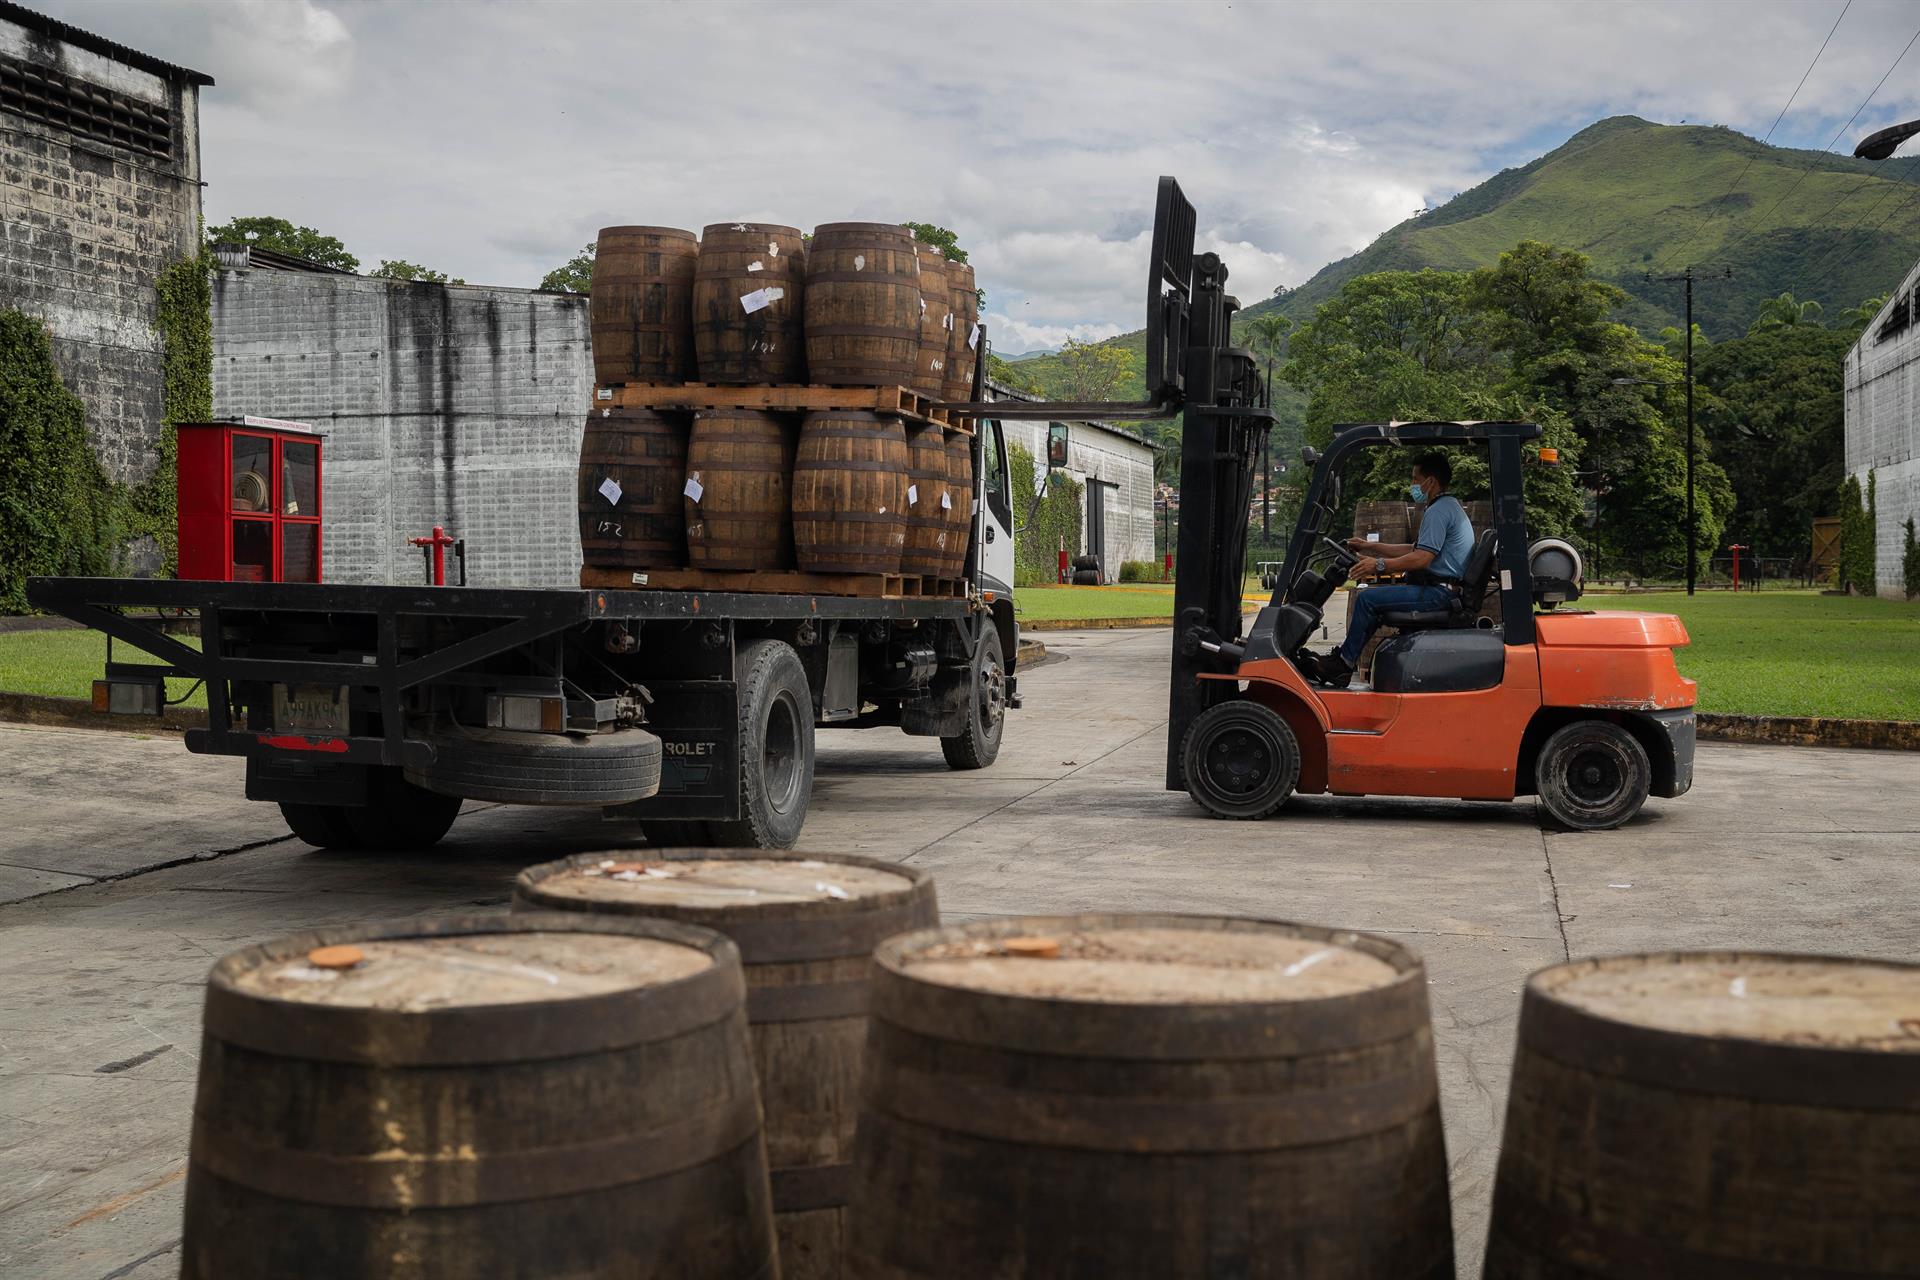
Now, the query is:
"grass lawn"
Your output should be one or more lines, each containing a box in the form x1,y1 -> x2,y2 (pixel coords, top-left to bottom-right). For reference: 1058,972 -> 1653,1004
1015,581 -> 1269,623
0,628 -> 206,707
1587,590 -> 1920,721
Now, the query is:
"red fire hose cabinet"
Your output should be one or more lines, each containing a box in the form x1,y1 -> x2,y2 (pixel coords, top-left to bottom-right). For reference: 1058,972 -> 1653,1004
176,417 -> 325,583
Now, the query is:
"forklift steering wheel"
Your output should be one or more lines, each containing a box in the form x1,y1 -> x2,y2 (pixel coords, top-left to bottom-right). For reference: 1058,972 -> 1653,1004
1321,536 -> 1360,568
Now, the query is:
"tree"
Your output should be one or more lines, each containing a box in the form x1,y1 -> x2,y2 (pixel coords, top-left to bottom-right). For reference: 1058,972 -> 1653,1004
206,216 -> 359,272
1904,517 -> 1920,600
1837,474 -> 1874,594
1747,291 -> 1824,335
1055,339 -> 1137,403
1466,240 -> 1623,370
540,243 -> 595,294
985,352 -> 1041,395
902,222 -> 968,264
1838,294 -> 1888,334
372,259 -> 464,284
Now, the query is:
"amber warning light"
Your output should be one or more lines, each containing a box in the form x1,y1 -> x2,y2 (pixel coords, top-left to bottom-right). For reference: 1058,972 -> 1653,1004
1537,448 -> 1560,464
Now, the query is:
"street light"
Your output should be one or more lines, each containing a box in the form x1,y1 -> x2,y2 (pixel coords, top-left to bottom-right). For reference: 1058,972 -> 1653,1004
1612,375 -> 1696,594
1854,119 -> 1920,160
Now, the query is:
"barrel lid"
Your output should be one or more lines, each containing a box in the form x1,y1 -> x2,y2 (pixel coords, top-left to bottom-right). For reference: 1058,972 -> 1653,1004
596,224 -> 697,240
204,912 -> 742,1066
872,914 -> 1427,1061
701,221 -> 803,239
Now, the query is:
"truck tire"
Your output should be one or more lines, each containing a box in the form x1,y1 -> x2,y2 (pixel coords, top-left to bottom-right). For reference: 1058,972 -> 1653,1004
278,802 -> 364,850
942,623 -> 1006,770
704,640 -> 814,848
344,769 -> 464,849
1181,699 -> 1298,820
641,820 -> 713,848
404,727 -> 663,806
1535,719 -> 1651,831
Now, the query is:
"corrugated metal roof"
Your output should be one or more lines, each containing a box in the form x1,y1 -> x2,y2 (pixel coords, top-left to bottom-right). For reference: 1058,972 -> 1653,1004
211,243 -> 355,275
0,0 -> 214,87
984,377 -> 1162,450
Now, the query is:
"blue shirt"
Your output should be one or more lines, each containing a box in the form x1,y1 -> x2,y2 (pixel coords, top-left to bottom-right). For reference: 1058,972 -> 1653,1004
1415,493 -> 1475,581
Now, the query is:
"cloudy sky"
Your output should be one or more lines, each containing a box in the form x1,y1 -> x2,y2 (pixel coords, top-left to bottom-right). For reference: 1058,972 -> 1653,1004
41,0 -> 1920,352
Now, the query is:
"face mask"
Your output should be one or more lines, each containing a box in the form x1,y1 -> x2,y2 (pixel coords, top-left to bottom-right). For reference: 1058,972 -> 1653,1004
1408,482 -> 1429,505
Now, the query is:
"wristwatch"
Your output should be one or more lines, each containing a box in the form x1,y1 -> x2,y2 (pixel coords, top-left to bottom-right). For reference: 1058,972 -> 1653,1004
1375,557 -> 1387,575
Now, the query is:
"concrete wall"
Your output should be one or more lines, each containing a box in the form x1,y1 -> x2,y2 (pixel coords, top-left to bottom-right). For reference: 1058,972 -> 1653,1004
1843,261 -> 1920,597
0,17 -> 202,490
212,269 -> 592,586
999,416 -> 1157,580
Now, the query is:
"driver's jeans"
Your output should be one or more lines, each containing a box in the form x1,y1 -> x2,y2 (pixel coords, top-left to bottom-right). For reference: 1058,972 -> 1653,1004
1338,584 -> 1455,667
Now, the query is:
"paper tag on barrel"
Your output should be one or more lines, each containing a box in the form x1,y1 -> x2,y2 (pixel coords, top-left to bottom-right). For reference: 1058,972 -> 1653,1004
968,323 -> 981,350
598,478 -> 623,506
684,475 -> 704,503
740,287 -> 785,314
908,484 -> 919,505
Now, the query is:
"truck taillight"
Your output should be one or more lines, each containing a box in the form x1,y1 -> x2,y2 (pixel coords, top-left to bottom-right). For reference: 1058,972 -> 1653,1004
92,678 -> 163,716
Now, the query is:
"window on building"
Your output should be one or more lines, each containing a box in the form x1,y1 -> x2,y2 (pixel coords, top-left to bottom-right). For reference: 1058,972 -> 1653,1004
1875,293 -> 1911,344
0,54 -> 174,161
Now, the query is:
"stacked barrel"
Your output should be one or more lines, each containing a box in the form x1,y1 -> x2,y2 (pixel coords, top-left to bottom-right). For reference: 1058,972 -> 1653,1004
577,220 -> 980,590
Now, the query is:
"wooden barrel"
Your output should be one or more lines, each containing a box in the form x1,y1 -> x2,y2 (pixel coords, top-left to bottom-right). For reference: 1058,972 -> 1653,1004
849,914 -> 1454,1279
941,430 -> 974,578
1353,499 -> 1411,546
578,406 -> 689,570
793,411 -> 908,575
804,223 -> 921,387
182,914 -> 775,1280
694,222 -> 807,384
685,409 -> 795,571
588,225 -> 697,386
1462,498 -> 1494,536
913,244 -> 950,398
1485,951 -> 1920,1279
515,851 -> 940,1280
941,262 -> 979,404
901,421 -> 950,577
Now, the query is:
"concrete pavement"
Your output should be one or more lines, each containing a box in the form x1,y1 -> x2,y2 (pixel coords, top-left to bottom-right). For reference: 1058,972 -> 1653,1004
1,625 -> 1916,1278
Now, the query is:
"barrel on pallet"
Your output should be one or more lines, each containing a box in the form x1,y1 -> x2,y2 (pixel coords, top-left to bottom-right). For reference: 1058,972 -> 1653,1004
589,226 -> 697,386
793,411 -> 908,575
942,430 -> 974,578
695,223 -> 807,384
182,914 -> 775,1280
1485,951 -> 1920,1279
686,409 -> 795,571
578,406 -> 689,570
805,223 -> 922,387
1353,499 -> 1411,546
942,262 -> 980,404
849,914 -> 1454,1279
902,421 -> 951,578
515,851 -> 940,1280
913,244 -> 950,399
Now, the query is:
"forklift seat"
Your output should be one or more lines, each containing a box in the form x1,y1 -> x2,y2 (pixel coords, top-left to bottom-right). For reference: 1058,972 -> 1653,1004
1375,528 -> 1499,632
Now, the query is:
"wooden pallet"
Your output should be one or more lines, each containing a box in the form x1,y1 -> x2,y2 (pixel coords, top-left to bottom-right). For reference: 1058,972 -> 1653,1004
591,382 -> 975,433
581,565 -> 968,600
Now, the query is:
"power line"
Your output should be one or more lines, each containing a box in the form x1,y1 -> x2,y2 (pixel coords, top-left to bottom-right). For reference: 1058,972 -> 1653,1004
1653,0 -> 1852,273
1791,147 -> 1920,294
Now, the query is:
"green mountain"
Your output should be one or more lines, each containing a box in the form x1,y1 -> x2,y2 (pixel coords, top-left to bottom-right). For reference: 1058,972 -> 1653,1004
1001,114 -> 1920,404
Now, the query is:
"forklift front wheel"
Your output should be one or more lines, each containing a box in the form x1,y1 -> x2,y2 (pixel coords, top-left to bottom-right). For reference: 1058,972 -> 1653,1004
1535,719 -> 1651,831
1181,700 -> 1300,820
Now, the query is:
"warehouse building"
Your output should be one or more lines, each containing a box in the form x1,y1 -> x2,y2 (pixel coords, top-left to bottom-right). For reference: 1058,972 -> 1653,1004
1843,269 -> 1920,597
986,378 -> 1159,581
0,1 -> 209,510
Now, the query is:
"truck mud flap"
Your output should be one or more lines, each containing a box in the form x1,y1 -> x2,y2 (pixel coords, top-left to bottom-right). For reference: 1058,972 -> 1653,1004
605,680 -> 742,821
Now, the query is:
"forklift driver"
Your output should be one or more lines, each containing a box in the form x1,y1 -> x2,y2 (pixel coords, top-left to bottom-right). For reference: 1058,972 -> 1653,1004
1306,452 -> 1474,688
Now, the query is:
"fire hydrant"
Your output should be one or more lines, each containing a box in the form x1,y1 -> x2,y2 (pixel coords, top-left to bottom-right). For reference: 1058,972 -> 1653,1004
410,526 -> 457,586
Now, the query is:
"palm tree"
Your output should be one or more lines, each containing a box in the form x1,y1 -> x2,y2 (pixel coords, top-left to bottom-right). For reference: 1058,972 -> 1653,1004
1839,293 -> 1890,333
1747,291 -> 1825,335
1241,313 -> 1294,539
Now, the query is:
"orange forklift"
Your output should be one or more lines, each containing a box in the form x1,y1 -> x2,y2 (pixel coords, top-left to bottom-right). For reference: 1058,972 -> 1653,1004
978,179 -> 1696,831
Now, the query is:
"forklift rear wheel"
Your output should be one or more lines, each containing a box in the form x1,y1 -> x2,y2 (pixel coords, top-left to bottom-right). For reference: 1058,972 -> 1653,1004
344,769 -> 463,849
942,624 -> 1006,770
1181,700 -> 1299,820
279,802 -> 364,850
1536,720 -> 1651,831
704,640 -> 814,848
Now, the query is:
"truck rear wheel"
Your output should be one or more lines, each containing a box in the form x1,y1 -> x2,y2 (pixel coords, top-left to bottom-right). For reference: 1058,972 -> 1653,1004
1181,700 -> 1298,820
1536,720 -> 1650,831
705,640 -> 813,848
405,727 -> 663,806
942,624 -> 1006,770
279,802 -> 364,850
344,769 -> 463,849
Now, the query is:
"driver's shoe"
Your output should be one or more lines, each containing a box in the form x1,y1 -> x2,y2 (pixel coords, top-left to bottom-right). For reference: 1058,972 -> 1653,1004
1309,652 -> 1354,688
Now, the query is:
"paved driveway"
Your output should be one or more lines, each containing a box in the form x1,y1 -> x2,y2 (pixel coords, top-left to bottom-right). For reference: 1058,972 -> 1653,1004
2,626 -> 1915,1278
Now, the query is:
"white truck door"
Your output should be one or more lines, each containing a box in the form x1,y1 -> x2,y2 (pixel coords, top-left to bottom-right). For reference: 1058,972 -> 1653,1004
976,419 -> 1015,598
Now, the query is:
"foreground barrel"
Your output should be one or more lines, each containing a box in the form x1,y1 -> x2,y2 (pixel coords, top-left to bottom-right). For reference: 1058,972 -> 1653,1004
941,431 -> 973,578
685,409 -> 795,571
1485,951 -> 1920,1279
901,421 -> 950,577
182,914 -> 775,1279
695,222 -> 807,384
517,851 -> 940,1280
913,244 -> 950,398
793,411 -> 908,575
589,225 -> 697,385
941,262 -> 979,403
578,406 -> 689,570
849,914 -> 1454,1278
805,223 -> 922,387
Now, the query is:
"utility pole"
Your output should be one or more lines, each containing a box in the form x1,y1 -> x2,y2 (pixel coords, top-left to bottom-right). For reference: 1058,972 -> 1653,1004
1653,267 -> 1729,596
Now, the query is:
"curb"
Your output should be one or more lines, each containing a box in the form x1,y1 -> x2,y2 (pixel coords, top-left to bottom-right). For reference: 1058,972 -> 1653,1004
1697,713 -> 1920,752
0,691 -> 205,733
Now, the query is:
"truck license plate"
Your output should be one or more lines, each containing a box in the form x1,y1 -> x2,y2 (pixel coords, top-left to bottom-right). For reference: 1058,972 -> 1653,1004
274,684 -> 349,736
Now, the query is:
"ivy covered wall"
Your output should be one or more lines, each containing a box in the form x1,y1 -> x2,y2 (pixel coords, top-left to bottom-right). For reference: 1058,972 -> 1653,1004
1008,440 -> 1084,587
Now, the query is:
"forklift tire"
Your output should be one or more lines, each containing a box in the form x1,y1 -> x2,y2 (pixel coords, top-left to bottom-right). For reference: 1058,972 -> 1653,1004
1181,700 -> 1299,820
405,727 -> 663,807
942,624 -> 1006,771
703,640 -> 814,849
1535,720 -> 1651,831
344,769 -> 463,849
279,802 -> 365,850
